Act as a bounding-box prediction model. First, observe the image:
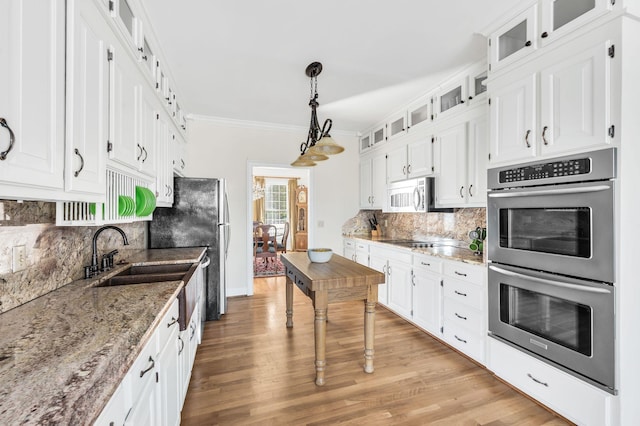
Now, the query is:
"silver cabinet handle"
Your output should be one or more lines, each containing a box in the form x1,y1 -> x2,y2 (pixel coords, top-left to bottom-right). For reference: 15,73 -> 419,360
459,186 -> 464,198
542,126 -> 549,145
0,118 -> 15,160
402,165 -> 407,175
142,147 -> 148,162
139,356 -> 155,378
454,312 -> 467,320
454,271 -> 467,277
525,130 -> 531,148
527,373 -> 549,387
454,335 -> 467,344
137,143 -> 143,160
420,261 -> 430,266
73,149 -> 85,177
454,290 -> 467,297
468,184 -> 473,197
407,164 -> 411,174
178,336 -> 185,355
167,316 -> 178,328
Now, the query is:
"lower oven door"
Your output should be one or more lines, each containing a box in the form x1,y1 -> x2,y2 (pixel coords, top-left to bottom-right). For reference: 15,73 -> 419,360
488,263 -> 615,391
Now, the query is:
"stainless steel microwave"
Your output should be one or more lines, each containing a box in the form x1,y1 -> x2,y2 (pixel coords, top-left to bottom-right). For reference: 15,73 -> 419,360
387,177 -> 451,213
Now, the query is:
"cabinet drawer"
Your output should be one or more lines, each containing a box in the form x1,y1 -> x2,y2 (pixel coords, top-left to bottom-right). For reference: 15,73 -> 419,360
412,254 -> 442,274
443,321 -> 484,363
443,261 -> 484,284
157,298 -> 180,350
488,338 -> 613,426
129,327 -> 159,400
443,298 -> 484,335
443,278 -> 484,310
344,239 -> 355,249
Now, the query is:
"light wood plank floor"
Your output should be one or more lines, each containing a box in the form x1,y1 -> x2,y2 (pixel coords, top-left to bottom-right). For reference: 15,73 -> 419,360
181,276 -> 571,425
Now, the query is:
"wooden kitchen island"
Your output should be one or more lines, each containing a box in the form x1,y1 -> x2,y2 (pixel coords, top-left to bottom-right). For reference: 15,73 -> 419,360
281,252 -> 385,386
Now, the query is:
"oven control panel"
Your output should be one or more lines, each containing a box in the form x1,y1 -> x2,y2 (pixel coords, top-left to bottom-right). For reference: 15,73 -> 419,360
499,158 -> 591,183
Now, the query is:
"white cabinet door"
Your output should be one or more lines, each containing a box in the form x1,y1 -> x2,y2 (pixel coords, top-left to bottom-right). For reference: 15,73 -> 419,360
158,329 -> 180,426
109,47 -> 140,171
369,253 -> 388,307
466,115 -> 488,206
65,0 -> 108,198
125,374 -> 159,426
343,239 -> 356,261
412,267 -> 442,336
539,40 -> 612,156
387,111 -> 408,141
155,113 -> 173,206
387,258 -> 412,319
172,132 -> 187,175
0,0 -> 65,195
386,144 -> 407,183
407,137 -> 433,179
435,122 -> 467,207
138,88 -> 157,177
489,5 -> 538,72
489,73 -> 537,165
371,153 -> 386,210
539,0 -> 611,46
359,158 -> 373,208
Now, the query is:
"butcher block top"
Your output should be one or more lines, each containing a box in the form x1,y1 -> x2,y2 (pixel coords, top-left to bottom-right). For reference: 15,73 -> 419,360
281,252 -> 385,291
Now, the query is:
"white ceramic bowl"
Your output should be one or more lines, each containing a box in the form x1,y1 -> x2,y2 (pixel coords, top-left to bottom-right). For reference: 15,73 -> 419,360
307,248 -> 333,263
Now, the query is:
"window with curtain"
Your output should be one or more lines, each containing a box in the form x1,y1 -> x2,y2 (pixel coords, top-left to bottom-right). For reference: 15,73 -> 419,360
265,182 -> 288,226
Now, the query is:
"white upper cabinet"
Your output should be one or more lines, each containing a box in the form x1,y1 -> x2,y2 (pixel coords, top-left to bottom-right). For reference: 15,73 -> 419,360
372,123 -> 387,147
539,40 -> 612,156
433,76 -> 468,121
488,73 -> 537,165
0,0 -> 65,199
387,111 -> 408,141
359,152 -> 386,210
109,46 -> 141,171
467,64 -> 488,107
65,0 -> 109,199
407,94 -> 432,130
434,122 -> 468,207
489,5 -> 538,72
489,33 -> 615,166
138,87 -> 157,177
387,135 -> 434,183
539,0 -> 612,46
359,132 -> 372,153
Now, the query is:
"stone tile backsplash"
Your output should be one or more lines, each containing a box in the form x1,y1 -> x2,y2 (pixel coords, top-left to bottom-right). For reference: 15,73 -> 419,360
0,200 -> 146,313
342,208 -> 486,242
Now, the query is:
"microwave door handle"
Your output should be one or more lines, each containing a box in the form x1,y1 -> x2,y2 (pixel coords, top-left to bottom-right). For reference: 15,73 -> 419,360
489,265 -> 611,294
413,187 -> 420,211
488,185 -> 611,198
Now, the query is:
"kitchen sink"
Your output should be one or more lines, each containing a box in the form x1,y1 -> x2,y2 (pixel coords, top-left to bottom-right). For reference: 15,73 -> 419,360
97,263 -> 194,287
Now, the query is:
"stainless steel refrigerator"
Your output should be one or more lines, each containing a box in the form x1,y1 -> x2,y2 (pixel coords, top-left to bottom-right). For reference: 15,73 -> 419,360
148,177 -> 229,320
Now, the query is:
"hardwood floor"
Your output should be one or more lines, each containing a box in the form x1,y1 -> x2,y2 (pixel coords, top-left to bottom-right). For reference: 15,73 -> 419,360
181,276 -> 571,425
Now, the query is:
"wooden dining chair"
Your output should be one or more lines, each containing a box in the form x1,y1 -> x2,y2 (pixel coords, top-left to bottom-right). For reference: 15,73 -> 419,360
275,222 -> 289,254
253,224 -> 277,269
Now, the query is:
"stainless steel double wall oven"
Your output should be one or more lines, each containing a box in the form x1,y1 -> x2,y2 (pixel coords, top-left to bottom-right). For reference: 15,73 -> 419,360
487,148 -> 617,393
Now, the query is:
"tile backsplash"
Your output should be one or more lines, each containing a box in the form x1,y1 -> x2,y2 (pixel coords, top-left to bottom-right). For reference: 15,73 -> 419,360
342,208 -> 486,242
0,201 -> 145,313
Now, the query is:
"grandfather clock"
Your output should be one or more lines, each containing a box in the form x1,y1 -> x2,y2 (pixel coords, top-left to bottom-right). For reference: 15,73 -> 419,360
294,186 -> 308,251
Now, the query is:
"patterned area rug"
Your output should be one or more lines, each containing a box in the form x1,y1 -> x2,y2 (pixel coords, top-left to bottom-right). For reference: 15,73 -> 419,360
253,255 -> 285,277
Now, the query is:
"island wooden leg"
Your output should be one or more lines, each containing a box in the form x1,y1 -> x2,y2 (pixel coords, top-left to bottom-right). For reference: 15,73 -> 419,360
363,285 -> 377,374
285,275 -> 293,328
313,291 -> 328,386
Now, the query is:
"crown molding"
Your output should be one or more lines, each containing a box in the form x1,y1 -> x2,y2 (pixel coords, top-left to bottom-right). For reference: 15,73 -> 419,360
187,114 -> 357,137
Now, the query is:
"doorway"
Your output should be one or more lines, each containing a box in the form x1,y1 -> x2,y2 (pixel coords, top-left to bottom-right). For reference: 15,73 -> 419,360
249,165 -> 311,283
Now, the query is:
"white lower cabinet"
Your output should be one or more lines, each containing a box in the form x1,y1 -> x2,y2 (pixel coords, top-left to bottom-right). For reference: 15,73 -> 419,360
369,249 -> 389,307
96,268 -> 203,425
441,261 -> 486,364
411,254 -> 443,337
488,338 -> 615,426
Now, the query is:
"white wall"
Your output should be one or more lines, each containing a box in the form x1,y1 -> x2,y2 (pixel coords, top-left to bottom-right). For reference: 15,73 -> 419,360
186,117 -> 360,297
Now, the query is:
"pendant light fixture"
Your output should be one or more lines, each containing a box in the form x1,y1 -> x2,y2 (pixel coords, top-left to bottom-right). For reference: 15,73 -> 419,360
291,62 -> 344,167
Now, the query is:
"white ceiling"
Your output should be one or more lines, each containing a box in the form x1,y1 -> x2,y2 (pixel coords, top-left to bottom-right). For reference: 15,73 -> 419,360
139,0 -> 520,133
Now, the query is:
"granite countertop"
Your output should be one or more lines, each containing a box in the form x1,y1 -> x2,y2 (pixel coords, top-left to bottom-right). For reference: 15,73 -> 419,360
349,235 -> 486,266
0,247 -> 206,425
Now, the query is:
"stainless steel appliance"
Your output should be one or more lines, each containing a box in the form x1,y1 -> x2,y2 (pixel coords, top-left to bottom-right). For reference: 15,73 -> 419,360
387,177 -> 452,213
487,148 -> 617,393
148,177 -> 230,320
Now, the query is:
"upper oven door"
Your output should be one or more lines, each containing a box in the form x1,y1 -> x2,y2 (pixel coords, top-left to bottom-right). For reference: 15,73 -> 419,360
487,180 -> 614,283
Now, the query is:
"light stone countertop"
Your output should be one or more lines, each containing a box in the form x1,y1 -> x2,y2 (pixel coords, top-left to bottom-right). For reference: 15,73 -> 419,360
0,247 -> 206,425
348,235 -> 486,266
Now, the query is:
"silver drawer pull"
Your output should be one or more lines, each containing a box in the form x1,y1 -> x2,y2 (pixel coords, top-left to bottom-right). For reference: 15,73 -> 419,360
167,316 -> 178,328
420,261 -> 430,266
178,336 -> 185,354
454,335 -> 467,344
454,312 -> 467,320
140,356 -> 155,378
527,373 -> 549,387
454,290 -> 467,297
454,271 -> 467,277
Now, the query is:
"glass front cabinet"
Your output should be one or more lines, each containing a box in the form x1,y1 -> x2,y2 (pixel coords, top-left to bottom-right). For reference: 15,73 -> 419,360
489,5 -> 538,72
539,0 -> 611,45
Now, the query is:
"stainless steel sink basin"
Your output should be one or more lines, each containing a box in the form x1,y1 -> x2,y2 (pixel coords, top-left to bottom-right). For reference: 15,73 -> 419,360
97,263 -> 193,287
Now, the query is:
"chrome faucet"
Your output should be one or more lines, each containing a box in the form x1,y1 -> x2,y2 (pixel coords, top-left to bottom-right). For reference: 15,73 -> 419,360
86,226 -> 130,278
